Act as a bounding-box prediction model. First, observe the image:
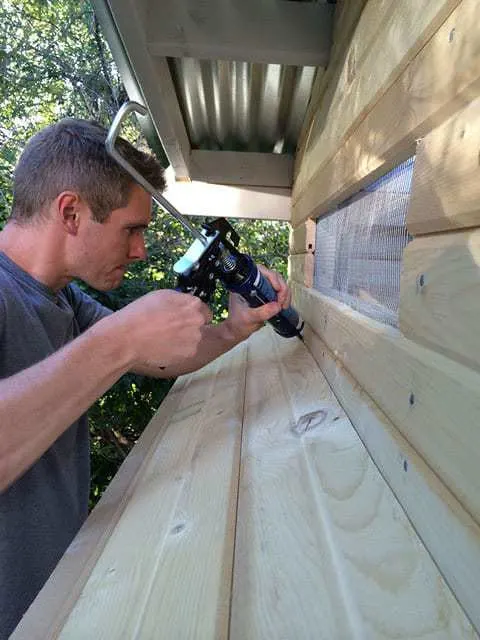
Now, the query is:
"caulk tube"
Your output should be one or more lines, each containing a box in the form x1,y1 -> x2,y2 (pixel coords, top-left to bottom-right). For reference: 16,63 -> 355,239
225,255 -> 304,339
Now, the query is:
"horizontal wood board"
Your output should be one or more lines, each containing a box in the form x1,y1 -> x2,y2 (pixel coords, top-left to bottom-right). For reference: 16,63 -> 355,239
230,328 -> 475,638
408,97 -> 480,234
400,229 -> 480,373
293,0 -> 461,207
293,0 -> 480,227
303,324 -> 480,634
12,328 -> 477,638
292,283 -> 480,530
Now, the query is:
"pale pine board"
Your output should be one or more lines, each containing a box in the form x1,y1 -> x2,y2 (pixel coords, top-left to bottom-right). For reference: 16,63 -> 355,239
293,0 -> 460,207
288,253 -> 314,288
304,325 -> 480,634
289,219 -> 316,255
292,0 -> 480,227
400,230 -> 480,373
11,374 -> 191,639
293,283 -> 480,530
408,97 -> 480,234
56,345 -> 247,640
230,328 -> 475,639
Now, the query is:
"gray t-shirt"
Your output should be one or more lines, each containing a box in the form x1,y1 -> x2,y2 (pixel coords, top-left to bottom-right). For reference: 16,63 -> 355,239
0,252 -> 112,638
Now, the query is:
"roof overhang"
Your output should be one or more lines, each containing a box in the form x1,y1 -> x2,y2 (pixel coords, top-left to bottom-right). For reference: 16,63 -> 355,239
92,0 -> 334,218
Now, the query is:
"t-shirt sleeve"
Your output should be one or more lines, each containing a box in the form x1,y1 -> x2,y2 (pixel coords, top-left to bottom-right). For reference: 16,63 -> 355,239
65,284 -> 113,333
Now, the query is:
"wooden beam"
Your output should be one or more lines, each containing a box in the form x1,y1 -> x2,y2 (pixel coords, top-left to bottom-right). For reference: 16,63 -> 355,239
11,375 -> 188,638
292,283 -> 480,530
408,97 -> 480,234
288,253 -> 314,288
100,0 -> 193,178
293,0 -> 461,209
230,328 -> 474,637
14,348 -> 247,638
400,230 -> 480,373
163,168 -> 291,221
289,219 -> 316,255
303,325 -> 480,634
292,0 -> 479,227
188,150 -> 293,188
145,0 -> 333,66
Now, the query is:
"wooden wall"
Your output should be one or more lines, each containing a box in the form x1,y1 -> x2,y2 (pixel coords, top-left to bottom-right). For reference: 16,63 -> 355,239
290,0 -> 480,633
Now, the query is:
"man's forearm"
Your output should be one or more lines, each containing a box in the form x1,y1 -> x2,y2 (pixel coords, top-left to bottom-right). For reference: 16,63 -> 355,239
0,320 -> 131,492
134,320 -> 243,379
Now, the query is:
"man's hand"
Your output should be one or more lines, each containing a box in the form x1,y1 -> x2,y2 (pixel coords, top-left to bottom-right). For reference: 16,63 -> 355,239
108,290 -> 212,370
223,266 -> 292,342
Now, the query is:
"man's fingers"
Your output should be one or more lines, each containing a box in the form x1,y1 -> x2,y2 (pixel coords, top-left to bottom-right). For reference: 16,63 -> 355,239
253,300 -> 281,322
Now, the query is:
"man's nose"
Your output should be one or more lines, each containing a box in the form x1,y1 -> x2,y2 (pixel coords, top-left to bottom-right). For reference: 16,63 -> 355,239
129,234 -> 147,261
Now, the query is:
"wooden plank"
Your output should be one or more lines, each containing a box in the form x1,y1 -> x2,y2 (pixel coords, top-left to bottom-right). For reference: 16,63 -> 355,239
230,328 -> 476,638
292,0 -> 480,227
294,0 -> 461,207
292,283 -> 480,529
303,325 -> 480,634
408,97 -> 480,234
189,150 -> 293,188
145,0 -> 333,67
16,345 -> 247,639
289,219 -> 316,255
295,0 -> 367,178
164,167 -> 291,221
400,230 -> 480,373
288,253 -> 314,288
11,375 -> 189,639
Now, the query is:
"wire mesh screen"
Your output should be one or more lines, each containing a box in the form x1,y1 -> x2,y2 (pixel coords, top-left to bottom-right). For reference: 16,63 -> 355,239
314,158 -> 415,327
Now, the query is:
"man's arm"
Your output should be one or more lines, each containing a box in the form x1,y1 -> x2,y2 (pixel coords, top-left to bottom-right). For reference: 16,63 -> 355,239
133,266 -> 292,378
0,291 -> 210,492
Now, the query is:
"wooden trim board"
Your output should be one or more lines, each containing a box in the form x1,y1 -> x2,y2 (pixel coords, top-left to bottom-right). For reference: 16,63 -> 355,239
407,97 -> 480,234
289,219 -> 316,255
12,328 -> 477,637
288,253 -> 314,288
292,283 -> 480,530
400,229 -> 480,374
293,0 -> 480,227
303,324 -> 480,634
230,328 -> 475,638
13,347 -> 247,639
145,0 -> 333,67
293,0 -> 462,209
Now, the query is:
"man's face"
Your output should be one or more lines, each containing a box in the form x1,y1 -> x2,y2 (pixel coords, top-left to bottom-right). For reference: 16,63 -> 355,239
74,184 -> 152,291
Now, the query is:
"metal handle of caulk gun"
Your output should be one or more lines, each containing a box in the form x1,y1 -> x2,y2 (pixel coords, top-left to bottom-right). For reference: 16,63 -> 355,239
106,101 -> 206,246
106,102 -> 303,338
228,256 -> 304,339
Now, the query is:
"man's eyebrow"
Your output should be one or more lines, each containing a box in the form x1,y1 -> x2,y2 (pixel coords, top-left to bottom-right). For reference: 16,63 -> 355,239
124,223 -> 149,230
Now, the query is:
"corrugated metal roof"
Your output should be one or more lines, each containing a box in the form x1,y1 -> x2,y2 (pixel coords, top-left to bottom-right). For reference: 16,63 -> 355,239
168,58 -> 317,155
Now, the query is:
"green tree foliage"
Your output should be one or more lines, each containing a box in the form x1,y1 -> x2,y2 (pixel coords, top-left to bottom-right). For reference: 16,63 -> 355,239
0,0 -> 290,507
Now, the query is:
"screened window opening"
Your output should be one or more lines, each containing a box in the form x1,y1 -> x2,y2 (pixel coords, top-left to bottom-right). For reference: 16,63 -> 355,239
314,157 -> 415,327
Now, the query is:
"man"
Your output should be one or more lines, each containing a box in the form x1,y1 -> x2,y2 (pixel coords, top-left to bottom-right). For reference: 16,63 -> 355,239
0,118 -> 290,637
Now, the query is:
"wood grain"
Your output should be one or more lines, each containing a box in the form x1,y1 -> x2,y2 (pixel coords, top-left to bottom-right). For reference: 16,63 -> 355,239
288,253 -> 315,287
304,325 -> 480,634
293,0 -> 461,207
292,0 -> 480,227
230,328 -> 476,638
408,97 -> 480,234
51,346 -> 245,640
400,229 -> 480,373
293,283 -> 480,530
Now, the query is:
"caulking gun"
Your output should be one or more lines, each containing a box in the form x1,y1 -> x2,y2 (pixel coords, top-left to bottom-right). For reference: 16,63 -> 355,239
106,101 -> 304,339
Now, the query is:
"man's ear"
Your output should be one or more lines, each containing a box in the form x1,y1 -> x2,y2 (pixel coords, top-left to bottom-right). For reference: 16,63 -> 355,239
56,191 -> 86,235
